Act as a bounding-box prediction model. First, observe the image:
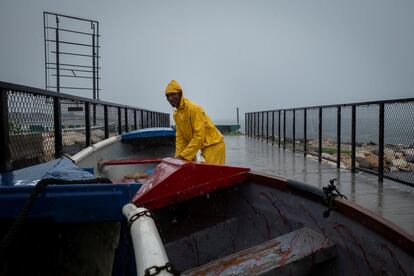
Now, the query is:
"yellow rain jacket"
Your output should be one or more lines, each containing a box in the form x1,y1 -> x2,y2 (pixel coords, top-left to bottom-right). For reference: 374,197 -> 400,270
165,81 -> 225,164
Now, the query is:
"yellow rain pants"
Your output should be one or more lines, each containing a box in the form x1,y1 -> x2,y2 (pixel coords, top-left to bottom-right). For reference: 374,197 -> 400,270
201,141 -> 226,165
165,80 -> 225,165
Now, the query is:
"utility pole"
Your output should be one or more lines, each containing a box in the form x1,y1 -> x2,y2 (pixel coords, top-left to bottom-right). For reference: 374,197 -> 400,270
236,107 -> 239,125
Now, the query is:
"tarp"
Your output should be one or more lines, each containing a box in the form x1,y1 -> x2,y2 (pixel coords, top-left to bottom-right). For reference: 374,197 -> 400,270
0,156 -> 96,187
0,157 -> 141,222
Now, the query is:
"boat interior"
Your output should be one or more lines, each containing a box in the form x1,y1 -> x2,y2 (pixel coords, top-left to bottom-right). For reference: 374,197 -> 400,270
82,133 -> 412,275
153,182 -> 337,275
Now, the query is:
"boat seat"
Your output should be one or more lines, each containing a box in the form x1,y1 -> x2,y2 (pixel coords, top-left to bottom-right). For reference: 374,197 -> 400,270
182,227 -> 336,276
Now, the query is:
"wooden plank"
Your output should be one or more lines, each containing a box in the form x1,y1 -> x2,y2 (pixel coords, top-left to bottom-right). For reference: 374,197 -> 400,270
183,227 -> 336,276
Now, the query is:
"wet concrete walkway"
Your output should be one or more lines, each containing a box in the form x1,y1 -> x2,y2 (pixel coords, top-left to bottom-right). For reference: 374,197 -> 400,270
225,135 -> 414,235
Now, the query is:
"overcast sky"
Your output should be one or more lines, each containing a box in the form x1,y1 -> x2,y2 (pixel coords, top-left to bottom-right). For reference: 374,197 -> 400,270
1,0 -> 413,123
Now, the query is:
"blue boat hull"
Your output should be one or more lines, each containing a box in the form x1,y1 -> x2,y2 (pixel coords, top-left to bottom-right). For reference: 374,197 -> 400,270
0,128 -> 175,275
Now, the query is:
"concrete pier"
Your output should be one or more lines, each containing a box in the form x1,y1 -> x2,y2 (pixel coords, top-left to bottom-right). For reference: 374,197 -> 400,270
225,135 -> 414,235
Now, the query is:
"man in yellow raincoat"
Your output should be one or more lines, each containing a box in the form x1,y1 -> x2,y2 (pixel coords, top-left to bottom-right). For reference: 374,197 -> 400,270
165,80 -> 225,165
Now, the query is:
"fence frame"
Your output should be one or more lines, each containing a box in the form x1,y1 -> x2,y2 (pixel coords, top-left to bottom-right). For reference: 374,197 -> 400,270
0,81 -> 170,173
246,97 -> 414,187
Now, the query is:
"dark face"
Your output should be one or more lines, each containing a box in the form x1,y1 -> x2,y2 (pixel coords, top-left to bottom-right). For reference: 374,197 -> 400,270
166,92 -> 182,108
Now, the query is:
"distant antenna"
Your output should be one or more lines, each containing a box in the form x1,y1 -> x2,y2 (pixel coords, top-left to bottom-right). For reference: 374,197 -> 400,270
43,12 -> 101,100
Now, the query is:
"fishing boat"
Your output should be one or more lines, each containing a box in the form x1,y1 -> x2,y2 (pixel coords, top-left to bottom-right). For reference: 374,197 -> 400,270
1,128 -> 413,275
0,128 -> 175,275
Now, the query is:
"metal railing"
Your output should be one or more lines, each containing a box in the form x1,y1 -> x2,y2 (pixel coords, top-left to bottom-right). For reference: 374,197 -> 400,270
0,81 -> 170,172
246,98 -> 414,187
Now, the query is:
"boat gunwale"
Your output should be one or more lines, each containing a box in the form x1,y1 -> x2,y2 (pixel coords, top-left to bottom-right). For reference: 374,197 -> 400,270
72,135 -> 121,163
246,171 -> 414,256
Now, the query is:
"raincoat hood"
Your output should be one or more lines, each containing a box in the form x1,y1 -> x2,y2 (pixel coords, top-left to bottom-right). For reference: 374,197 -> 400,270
165,80 -> 183,94
165,80 -> 185,109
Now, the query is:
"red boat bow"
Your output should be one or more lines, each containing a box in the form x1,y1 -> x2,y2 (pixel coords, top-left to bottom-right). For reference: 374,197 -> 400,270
132,158 -> 250,210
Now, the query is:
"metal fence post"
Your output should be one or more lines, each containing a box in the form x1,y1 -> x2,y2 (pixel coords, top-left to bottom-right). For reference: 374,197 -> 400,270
253,113 -> 255,137
140,110 -> 144,129
249,113 -> 253,137
337,106 -> 341,168
85,102 -> 91,147
104,105 -> 108,139
379,103 -> 384,182
248,113 -> 250,136
146,111 -> 150,128
118,107 -> 122,134
253,113 -> 255,138
93,104 -> 96,126
245,113 -> 247,135
278,110 -> 281,147
304,108 -> 307,156
283,110 -> 286,149
254,112 -> 256,138
151,111 -> 153,127
151,112 -> 154,127
251,113 -> 256,138
251,113 -> 253,137
351,105 -> 356,173
261,112 -> 264,140
318,107 -> 322,162
134,109 -> 137,130
92,23 -> 97,101
55,16 -> 60,92
249,114 -> 252,137
53,97 -> 63,158
125,107 -> 129,133
293,109 -> 296,152
272,111 -> 275,145
246,113 -> 248,136
0,90 -> 11,172
266,112 -> 269,142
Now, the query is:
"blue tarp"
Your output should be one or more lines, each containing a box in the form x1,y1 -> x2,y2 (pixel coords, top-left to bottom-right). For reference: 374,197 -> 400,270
0,157 -> 96,187
0,157 -> 141,222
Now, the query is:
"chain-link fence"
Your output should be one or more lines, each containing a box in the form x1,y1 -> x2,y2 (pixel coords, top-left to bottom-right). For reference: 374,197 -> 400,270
0,82 -> 170,172
246,98 -> 414,186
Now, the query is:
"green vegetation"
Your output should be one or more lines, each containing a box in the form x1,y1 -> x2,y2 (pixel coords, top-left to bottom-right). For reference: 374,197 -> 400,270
321,147 -> 351,155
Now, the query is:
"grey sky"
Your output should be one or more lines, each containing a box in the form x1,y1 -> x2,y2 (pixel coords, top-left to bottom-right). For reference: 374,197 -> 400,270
1,0 -> 413,124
